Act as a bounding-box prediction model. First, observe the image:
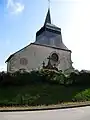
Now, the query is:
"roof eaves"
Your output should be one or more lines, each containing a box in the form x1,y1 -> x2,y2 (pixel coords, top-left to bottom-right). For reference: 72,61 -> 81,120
5,43 -> 32,63
32,43 -> 71,52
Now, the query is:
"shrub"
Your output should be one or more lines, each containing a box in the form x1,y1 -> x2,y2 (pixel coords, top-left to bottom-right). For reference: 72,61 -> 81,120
68,71 -> 90,86
39,69 -> 68,85
74,89 -> 90,102
1,69 -> 90,86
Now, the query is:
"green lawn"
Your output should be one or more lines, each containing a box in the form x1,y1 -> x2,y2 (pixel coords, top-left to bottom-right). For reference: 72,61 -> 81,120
0,84 -> 90,106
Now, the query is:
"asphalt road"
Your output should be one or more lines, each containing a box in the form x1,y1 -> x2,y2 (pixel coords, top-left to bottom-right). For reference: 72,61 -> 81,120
0,106 -> 90,120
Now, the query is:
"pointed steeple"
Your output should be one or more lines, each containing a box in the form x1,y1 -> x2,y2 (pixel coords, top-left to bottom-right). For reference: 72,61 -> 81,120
44,8 -> 51,25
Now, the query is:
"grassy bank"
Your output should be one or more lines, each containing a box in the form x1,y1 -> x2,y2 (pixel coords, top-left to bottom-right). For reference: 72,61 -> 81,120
0,84 -> 90,106
0,70 -> 90,106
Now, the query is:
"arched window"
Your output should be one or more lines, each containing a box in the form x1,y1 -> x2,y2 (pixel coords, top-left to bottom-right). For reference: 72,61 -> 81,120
20,58 -> 28,65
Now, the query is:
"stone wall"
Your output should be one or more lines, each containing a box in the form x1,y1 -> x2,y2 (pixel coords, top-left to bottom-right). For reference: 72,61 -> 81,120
7,44 -> 72,73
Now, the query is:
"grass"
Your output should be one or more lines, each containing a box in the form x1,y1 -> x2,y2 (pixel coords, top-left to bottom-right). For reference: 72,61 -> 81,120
0,84 -> 90,106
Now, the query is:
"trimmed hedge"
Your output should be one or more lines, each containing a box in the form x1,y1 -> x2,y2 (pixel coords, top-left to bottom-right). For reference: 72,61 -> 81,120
0,70 -> 67,86
0,69 -> 90,106
0,69 -> 90,86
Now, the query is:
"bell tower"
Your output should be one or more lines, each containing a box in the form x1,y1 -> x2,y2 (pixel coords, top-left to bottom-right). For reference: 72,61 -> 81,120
35,0 -> 69,51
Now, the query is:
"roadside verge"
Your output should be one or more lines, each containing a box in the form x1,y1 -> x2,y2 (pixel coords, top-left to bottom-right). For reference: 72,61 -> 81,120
0,101 -> 90,112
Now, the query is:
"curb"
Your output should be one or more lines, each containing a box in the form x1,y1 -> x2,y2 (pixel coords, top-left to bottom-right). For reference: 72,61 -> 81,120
0,103 -> 90,112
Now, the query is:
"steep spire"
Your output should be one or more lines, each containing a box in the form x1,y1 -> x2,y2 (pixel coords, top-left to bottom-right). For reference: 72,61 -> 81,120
44,8 -> 51,25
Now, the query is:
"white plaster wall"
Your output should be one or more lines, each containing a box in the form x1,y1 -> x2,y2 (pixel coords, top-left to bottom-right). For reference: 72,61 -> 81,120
7,44 -> 72,73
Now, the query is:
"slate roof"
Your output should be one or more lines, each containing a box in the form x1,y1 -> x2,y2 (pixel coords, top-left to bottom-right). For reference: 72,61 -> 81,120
36,23 -> 61,37
44,8 -> 51,25
36,9 -> 61,36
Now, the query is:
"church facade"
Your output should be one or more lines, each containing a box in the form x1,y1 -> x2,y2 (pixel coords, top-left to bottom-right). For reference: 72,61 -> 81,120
5,9 -> 73,73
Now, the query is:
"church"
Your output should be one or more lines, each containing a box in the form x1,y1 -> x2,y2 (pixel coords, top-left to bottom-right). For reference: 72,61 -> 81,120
5,8 -> 73,73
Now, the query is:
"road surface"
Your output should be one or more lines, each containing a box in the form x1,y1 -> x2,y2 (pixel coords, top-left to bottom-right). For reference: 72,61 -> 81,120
0,106 -> 90,120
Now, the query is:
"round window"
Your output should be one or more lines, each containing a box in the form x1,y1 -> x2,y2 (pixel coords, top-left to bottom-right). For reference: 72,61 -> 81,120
51,53 -> 59,62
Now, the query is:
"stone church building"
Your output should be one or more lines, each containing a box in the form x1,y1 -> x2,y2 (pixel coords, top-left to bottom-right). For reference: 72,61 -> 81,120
5,9 -> 73,73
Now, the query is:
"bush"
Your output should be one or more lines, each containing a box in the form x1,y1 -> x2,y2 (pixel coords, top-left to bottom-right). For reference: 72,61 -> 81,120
1,69 -> 90,86
68,71 -> 90,86
77,71 -> 90,85
39,69 -> 67,85
74,89 -> 90,102
0,72 -> 15,86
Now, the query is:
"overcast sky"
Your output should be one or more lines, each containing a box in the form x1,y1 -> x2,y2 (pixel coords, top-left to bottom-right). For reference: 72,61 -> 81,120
0,0 -> 90,71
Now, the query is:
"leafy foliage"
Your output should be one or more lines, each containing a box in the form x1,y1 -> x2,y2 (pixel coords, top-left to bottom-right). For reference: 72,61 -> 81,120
0,69 -> 66,86
0,69 -> 90,106
0,69 -> 90,86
